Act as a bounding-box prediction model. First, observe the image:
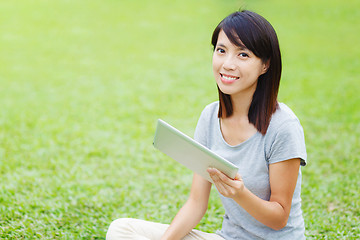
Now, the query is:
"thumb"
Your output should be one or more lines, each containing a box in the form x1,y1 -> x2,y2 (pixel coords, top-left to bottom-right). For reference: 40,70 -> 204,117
234,173 -> 242,181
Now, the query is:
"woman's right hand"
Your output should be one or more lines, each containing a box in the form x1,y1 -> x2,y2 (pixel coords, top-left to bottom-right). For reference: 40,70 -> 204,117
207,168 -> 245,199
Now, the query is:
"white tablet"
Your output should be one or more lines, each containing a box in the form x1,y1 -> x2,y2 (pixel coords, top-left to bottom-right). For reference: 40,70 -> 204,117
153,119 -> 239,183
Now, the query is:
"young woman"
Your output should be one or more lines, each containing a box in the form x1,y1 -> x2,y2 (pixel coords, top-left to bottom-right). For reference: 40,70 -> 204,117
107,10 -> 307,240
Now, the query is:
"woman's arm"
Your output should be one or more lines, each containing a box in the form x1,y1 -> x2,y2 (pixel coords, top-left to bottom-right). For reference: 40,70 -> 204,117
208,158 -> 300,230
161,173 -> 212,240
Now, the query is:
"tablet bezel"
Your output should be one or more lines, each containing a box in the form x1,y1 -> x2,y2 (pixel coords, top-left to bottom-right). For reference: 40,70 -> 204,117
153,119 -> 239,183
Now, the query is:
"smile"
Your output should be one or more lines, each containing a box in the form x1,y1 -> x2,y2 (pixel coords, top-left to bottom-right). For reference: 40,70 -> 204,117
220,73 -> 239,84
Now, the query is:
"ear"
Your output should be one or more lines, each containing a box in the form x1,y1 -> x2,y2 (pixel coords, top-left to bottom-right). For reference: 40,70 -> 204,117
261,59 -> 270,74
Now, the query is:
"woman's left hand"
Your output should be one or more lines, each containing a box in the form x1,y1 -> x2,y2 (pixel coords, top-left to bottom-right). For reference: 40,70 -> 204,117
207,168 -> 245,199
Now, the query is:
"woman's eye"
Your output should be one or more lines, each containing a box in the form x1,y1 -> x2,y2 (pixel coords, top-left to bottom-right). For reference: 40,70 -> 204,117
216,48 -> 225,54
239,52 -> 249,58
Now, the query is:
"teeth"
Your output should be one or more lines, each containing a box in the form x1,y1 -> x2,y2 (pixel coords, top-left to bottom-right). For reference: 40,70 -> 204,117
222,74 -> 238,80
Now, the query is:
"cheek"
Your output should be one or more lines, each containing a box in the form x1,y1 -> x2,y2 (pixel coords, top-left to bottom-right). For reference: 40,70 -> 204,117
212,56 -> 221,72
212,62 -> 220,79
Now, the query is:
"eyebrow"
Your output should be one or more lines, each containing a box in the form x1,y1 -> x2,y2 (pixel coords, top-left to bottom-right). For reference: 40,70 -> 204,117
216,43 -> 248,51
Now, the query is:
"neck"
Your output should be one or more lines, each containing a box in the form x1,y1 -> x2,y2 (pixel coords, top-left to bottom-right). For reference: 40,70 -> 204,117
230,90 -> 254,119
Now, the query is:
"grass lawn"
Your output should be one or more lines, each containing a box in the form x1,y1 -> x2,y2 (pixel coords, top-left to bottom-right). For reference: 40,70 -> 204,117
0,0 -> 359,239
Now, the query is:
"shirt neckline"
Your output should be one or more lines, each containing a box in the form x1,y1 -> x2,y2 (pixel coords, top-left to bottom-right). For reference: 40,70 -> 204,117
216,117 -> 260,148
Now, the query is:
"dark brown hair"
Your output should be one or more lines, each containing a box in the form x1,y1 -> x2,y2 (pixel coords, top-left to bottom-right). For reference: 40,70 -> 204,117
212,10 -> 282,135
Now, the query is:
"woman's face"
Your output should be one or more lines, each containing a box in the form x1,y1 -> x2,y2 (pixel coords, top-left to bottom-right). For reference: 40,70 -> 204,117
212,30 -> 268,99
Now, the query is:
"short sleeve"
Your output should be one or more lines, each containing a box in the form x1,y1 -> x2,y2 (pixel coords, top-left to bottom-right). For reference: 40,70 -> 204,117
193,107 -> 209,147
268,120 -> 307,166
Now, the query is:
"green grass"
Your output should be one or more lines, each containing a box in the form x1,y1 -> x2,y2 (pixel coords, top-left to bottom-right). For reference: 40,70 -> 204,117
0,0 -> 359,239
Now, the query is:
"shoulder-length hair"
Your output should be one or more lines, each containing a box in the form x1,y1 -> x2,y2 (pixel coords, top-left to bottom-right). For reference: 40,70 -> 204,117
211,10 -> 282,135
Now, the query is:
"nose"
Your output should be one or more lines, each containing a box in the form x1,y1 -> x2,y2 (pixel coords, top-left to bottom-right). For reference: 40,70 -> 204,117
222,55 -> 236,70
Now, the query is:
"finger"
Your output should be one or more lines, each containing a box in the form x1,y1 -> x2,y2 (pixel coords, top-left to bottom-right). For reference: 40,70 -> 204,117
207,167 -> 226,177
210,168 -> 235,186
207,167 -> 218,175
208,168 -> 224,185
234,173 -> 242,181
207,168 -> 220,181
208,168 -> 222,182
208,169 -> 232,194
211,176 -> 228,194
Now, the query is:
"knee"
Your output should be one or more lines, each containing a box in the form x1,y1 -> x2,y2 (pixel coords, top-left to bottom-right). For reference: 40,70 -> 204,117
106,218 -> 133,239
109,217 -> 131,226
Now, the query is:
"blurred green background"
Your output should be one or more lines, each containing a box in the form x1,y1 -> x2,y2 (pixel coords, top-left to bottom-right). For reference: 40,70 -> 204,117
0,0 -> 359,239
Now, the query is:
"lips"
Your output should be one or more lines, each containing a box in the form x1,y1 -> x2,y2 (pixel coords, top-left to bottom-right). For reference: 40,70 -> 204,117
220,73 -> 239,84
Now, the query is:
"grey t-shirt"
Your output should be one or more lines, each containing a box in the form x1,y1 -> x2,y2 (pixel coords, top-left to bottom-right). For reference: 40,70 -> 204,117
194,102 -> 307,240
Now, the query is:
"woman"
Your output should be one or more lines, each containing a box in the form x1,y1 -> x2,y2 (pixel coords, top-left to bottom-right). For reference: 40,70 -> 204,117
107,10 -> 307,240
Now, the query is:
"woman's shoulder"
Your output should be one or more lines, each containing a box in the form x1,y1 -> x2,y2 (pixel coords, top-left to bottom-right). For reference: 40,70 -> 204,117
271,102 -> 301,126
266,102 -> 304,136
196,101 -> 219,129
266,102 -> 307,165
204,101 -> 219,111
200,101 -> 219,118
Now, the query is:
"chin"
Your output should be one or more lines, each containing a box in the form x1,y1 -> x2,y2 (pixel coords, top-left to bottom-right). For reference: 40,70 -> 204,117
217,84 -> 233,95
